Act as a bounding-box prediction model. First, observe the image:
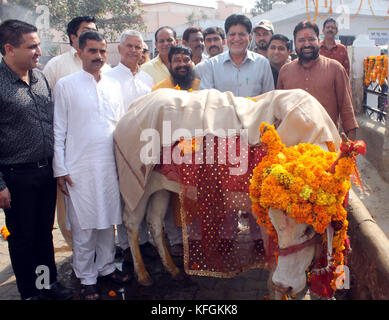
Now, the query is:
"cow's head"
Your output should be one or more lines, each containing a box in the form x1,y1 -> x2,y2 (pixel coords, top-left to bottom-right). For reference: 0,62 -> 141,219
269,208 -> 318,296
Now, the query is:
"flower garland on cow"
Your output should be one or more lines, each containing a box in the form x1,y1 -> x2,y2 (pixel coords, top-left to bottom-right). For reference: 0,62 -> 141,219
249,123 -> 366,298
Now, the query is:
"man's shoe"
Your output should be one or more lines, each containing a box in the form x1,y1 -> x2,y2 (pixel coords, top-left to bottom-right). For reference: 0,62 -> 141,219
41,282 -> 73,300
99,268 -> 131,284
115,245 -> 124,260
24,295 -> 43,300
170,244 -> 183,257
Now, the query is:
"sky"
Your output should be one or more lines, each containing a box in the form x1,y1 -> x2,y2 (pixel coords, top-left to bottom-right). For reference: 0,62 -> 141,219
141,0 -> 256,11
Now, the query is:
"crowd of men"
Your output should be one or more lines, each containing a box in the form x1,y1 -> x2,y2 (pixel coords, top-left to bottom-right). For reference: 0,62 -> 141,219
0,13 -> 358,300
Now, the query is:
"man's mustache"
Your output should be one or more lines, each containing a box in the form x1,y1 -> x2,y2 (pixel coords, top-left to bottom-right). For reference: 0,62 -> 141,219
209,45 -> 220,51
301,45 -> 315,51
92,59 -> 103,63
174,66 -> 190,72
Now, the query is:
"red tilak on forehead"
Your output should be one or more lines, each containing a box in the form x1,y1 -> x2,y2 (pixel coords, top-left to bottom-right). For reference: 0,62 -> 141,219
304,32 -> 309,38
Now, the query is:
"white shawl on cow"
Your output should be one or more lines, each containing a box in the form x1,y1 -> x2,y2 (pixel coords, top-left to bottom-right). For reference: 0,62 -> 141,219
114,88 -> 341,211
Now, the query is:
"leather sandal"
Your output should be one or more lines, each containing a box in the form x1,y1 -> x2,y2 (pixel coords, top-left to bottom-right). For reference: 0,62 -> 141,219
100,268 -> 130,284
80,284 -> 100,300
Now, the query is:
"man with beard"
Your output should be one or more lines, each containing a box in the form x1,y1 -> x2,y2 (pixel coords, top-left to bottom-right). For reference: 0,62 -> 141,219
252,20 -> 274,56
153,46 -> 200,91
277,21 -> 358,140
320,18 -> 350,76
182,27 -> 205,65
152,46 -> 199,257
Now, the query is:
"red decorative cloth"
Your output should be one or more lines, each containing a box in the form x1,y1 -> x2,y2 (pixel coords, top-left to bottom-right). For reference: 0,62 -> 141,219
156,135 -> 274,277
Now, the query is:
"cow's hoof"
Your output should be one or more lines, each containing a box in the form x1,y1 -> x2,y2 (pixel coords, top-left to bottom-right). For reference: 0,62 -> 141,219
172,269 -> 184,281
138,276 -> 153,286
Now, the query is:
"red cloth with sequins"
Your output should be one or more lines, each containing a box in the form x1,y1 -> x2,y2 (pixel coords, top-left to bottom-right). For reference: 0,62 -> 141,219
156,135 -> 274,277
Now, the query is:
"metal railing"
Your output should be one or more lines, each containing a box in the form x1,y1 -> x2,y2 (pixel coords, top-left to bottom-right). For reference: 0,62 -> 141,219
362,82 -> 388,123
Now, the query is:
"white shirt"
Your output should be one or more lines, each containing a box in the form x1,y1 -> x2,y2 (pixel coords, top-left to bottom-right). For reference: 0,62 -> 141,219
43,47 -> 111,90
195,50 -> 274,97
104,62 -> 153,110
53,70 -> 124,229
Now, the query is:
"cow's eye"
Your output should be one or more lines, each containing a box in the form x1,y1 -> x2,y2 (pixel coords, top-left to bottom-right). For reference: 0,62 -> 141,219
302,225 -> 313,238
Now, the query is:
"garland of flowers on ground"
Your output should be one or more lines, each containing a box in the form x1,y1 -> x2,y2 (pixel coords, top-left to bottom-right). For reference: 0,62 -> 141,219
249,122 -> 366,294
1,226 -> 10,240
364,55 -> 388,87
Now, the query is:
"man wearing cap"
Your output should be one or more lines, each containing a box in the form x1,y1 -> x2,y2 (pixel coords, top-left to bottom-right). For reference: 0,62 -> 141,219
252,19 -> 274,56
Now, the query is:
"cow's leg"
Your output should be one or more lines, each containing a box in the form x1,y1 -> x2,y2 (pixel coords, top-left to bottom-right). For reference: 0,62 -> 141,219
122,200 -> 153,286
146,190 -> 180,279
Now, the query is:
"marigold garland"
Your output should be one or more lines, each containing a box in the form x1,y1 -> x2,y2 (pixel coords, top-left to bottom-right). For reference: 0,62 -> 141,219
249,123 -> 366,295
364,55 -> 388,86
1,226 -> 10,240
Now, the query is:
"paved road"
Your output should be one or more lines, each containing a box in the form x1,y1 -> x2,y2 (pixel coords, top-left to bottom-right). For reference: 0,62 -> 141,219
0,210 -> 274,300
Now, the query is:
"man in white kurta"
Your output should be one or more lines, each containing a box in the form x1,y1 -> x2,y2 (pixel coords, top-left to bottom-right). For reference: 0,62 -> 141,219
104,30 -> 153,256
43,16 -> 111,90
43,17 -> 110,250
53,31 -> 126,293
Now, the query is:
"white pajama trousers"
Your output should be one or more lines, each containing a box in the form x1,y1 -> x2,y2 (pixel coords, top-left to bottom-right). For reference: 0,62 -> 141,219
66,197 -> 116,285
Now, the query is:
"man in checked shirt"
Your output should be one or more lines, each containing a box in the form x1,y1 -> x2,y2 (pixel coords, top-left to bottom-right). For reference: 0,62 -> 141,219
0,19 -> 72,300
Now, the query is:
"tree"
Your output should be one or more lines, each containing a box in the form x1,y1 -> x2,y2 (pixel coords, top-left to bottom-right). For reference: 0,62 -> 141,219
2,0 -> 145,41
186,11 -> 196,26
251,0 -> 294,16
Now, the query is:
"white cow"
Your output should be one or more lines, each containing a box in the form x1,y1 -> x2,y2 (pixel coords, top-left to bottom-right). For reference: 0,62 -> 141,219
114,88 -> 341,295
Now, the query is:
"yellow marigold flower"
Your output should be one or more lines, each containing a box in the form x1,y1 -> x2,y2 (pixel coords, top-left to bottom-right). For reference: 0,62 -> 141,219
1,226 -> 10,240
299,185 -> 313,200
277,152 -> 286,163
250,122 -> 360,278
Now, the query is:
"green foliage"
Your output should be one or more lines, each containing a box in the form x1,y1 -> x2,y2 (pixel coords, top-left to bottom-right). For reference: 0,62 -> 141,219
251,0 -> 294,17
2,0 -> 145,41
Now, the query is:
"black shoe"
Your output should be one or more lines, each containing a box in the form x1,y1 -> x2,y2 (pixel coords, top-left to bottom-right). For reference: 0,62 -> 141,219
24,294 -> 43,300
122,247 -> 132,263
115,245 -> 124,260
41,282 -> 73,300
99,268 -> 131,284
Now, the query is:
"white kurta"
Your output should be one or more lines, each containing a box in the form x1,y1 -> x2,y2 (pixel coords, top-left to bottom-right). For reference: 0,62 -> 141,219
104,62 -> 153,111
53,70 -> 125,230
43,47 -> 111,90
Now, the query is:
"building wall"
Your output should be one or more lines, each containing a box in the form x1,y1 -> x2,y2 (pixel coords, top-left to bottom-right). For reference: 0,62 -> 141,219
251,0 -> 389,46
215,0 -> 243,20
142,2 -> 217,31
